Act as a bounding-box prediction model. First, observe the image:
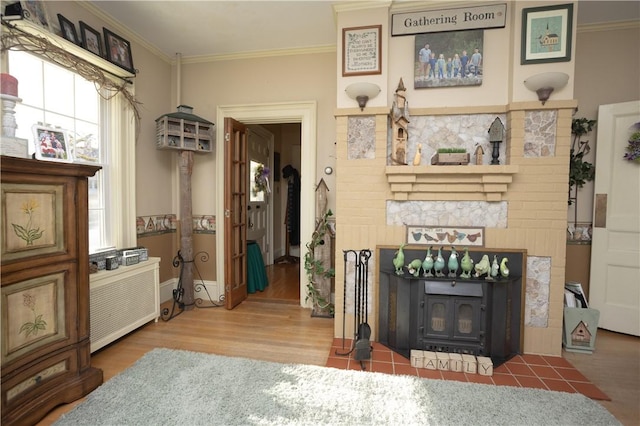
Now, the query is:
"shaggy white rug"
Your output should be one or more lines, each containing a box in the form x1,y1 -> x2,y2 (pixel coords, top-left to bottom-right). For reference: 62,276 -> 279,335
55,348 -> 619,425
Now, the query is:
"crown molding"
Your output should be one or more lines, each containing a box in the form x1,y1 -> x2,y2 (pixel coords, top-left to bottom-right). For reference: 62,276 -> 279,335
179,45 -> 336,65
75,0 -> 172,64
577,20 -> 640,34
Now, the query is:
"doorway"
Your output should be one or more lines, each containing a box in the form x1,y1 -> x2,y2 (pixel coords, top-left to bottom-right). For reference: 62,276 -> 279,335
216,102 -> 317,308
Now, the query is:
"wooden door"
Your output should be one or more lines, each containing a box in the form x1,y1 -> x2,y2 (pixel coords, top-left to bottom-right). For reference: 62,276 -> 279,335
590,100 -> 640,336
247,126 -> 273,265
223,118 -> 248,309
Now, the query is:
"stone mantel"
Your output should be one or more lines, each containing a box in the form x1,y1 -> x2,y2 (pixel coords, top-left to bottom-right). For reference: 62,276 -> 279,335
385,165 -> 519,201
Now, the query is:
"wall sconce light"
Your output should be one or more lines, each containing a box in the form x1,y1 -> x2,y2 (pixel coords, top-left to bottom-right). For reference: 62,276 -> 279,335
345,82 -> 381,110
524,72 -> 569,105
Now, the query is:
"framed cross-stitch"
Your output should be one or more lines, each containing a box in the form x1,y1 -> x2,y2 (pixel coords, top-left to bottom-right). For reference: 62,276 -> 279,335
521,3 -> 573,64
342,25 -> 382,76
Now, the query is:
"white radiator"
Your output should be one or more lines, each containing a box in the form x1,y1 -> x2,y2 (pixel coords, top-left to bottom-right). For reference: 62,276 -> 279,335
89,257 -> 160,353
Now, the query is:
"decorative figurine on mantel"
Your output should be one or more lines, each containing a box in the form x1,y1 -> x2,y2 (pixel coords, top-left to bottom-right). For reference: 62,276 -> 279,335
500,257 -> 510,277
474,254 -> 490,278
447,246 -> 459,277
406,257 -> 422,277
488,117 -> 505,165
490,255 -> 500,280
474,144 -> 484,165
460,247 -> 474,278
413,143 -> 422,166
390,78 -> 410,165
392,243 -> 406,275
434,246 -> 446,277
422,246 -> 434,277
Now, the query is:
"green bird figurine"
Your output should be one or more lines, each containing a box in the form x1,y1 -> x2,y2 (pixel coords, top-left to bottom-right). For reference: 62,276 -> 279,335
490,255 -> 500,280
447,246 -> 459,277
392,243 -> 406,275
434,246 -> 445,277
460,247 -> 474,278
422,246 -> 434,277
500,257 -> 510,278
474,254 -> 490,278
407,258 -> 422,277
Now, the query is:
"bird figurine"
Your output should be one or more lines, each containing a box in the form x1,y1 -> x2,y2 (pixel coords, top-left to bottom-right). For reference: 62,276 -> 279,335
447,246 -> 459,277
407,258 -> 422,277
392,243 -> 406,275
490,255 -> 500,280
474,254 -> 490,278
460,247 -> 474,278
422,246 -> 434,277
434,246 -> 445,277
500,257 -> 510,278
413,143 -> 422,166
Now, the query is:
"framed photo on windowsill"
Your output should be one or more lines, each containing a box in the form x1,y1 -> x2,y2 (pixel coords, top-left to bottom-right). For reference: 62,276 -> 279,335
32,124 -> 72,163
342,25 -> 382,76
521,3 -> 573,64
103,28 -> 135,74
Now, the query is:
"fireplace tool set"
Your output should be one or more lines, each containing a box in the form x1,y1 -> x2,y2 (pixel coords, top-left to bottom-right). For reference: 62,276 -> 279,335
336,249 -> 372,370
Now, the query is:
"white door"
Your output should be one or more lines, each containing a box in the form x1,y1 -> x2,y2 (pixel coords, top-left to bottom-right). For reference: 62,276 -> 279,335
590,100 -> 640,336
247,125 -> 274,265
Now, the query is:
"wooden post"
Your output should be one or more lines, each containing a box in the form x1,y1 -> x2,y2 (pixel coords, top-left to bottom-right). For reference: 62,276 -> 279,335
179,150 -> 195,309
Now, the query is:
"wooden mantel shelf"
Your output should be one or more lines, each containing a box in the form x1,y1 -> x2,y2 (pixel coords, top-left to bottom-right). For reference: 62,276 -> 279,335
385,165 -> 519,201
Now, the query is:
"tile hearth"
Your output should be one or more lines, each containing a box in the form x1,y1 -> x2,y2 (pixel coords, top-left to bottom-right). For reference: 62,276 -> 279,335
325,339 -> 610,401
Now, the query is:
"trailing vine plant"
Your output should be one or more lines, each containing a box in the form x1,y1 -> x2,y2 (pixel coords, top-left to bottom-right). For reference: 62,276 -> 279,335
304,209 -> 335,315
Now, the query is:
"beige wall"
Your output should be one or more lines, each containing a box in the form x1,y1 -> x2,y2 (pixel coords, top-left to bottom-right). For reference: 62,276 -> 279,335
571,23 -> 640,224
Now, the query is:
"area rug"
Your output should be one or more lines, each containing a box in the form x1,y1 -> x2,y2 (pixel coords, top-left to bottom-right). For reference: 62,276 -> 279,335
55,348 -> 619,426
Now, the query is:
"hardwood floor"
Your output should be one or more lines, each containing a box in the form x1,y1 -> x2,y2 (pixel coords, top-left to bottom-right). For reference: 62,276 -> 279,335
38,263 -> 638,425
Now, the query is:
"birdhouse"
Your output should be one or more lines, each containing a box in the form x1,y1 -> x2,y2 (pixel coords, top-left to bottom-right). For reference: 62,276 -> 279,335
156,105 -> 215,153
390,78 -> 410,165
488,117 -> 505,142
315,178 -> 329,217
474,145 -> 484,165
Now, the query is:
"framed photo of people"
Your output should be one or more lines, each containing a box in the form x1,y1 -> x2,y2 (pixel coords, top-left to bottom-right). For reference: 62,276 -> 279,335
414,30 -> 484,89
79,21 -> 103,57
32,124 -> 72,163
521,3 -> 573,64
103,28 -> 135,73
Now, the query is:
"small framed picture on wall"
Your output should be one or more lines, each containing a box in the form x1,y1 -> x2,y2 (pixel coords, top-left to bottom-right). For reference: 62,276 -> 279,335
79,21 -> 103,57
521,3 -> 573,64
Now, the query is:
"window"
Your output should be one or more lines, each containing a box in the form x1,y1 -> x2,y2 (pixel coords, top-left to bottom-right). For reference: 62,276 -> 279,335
8,50 -> 136,253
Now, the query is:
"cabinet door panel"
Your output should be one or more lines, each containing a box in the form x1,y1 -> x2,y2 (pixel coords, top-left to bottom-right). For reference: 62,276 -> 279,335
1,262 -> 76,366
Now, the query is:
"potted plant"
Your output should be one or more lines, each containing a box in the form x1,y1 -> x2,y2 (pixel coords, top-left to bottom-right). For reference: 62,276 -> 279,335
431,148 -> 470,165
569,118 -> 596,206
568,117 -> 596,240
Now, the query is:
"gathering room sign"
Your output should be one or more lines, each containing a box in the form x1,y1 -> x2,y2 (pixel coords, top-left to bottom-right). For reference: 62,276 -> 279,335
392,4 -> 507,36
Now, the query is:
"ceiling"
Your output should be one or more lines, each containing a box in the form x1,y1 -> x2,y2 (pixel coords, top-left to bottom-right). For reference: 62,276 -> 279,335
89,1 -> 639,60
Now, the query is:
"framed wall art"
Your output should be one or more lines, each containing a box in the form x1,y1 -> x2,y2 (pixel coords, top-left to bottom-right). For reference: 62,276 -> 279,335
414,30 -> 484,89
342,25 -> 381,76
521,3 -> 573,64
57,14 -> 79,45
32,125 -> 72,162
79,21 -> 103,57
406,226 -> 485,247
103,28 -> 135,73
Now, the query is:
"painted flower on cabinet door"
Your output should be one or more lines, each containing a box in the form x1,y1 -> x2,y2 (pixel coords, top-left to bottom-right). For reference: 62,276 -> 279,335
12,198 -> 44,246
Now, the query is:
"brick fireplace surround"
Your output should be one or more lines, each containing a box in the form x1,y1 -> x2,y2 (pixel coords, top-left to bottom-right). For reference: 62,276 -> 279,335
334,101 -> 577,357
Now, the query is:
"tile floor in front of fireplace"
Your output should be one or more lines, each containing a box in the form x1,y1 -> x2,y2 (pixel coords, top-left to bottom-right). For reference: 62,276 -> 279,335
325,339 -> 610,401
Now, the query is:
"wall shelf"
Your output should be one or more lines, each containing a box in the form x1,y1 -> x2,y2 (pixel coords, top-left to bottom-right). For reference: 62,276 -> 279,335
385,165 -> 519,201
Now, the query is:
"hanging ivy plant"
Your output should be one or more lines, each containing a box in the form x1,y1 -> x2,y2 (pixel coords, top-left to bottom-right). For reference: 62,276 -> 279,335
623,123 -> 640,164
304,209 -> 335,315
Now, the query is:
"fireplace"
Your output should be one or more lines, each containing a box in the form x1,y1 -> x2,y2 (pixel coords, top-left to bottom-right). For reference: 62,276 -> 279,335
377,247 -> 524,367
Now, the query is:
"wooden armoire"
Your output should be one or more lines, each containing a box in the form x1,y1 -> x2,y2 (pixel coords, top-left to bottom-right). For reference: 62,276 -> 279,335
1,156 -> 103,425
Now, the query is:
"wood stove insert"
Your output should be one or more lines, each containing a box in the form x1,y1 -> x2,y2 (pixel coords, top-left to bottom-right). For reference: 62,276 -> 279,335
377,247 -> 524,367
